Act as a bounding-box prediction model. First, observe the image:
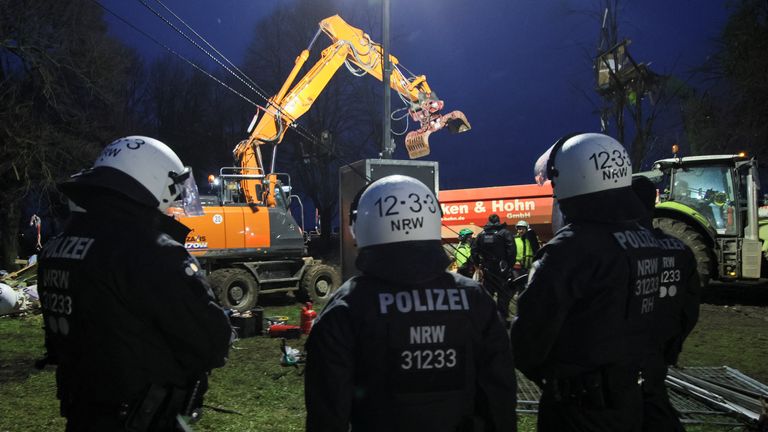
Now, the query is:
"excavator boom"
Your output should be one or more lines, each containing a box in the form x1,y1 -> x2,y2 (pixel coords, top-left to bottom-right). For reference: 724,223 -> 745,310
235,14 -> 470,205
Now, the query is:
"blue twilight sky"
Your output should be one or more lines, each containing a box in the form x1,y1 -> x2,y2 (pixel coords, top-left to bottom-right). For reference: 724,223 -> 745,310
99,0 -> 728,190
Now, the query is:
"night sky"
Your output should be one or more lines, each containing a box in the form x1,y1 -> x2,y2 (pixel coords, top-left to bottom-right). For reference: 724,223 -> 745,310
99,0 -> 728,190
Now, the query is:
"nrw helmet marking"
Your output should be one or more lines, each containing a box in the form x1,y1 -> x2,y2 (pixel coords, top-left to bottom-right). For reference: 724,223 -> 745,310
351,175 -> 441,248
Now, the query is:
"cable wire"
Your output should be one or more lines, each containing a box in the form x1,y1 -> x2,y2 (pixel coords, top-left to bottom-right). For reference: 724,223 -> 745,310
92,0 -> 263,109
139,0 -> 324,146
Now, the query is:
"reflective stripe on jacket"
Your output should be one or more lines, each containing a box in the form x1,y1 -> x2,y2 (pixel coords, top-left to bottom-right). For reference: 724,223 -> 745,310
514,237 -> 534,268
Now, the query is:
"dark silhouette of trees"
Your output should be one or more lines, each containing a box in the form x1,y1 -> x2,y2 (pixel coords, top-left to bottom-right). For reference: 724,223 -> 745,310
0,0 -> 143,270
681,0 -> 768,158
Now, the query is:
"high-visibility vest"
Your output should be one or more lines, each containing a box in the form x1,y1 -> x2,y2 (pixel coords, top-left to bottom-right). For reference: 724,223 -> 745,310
515,237 -> 534,268
455,243 -> 472,267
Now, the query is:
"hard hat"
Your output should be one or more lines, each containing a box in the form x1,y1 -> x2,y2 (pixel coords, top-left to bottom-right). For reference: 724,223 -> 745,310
0,283 -> 20,316
350,175 -> 441,248
534,133 -> 632,200
458,228 -> 473,236
60,136 -> 203,215
515,220 -> 529,229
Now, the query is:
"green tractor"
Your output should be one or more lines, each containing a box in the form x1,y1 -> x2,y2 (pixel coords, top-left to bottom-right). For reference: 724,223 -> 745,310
637,154 -> 766,287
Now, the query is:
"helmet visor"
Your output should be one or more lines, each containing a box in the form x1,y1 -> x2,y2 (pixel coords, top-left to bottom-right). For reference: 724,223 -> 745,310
534,144 -> 556,186
177,167 -> 204,217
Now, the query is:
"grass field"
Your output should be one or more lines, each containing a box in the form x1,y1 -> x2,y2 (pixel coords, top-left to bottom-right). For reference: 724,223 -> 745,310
1,286 -> 766,432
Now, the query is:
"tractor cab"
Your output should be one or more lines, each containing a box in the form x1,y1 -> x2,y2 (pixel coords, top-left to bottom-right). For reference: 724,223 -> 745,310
638,154 -> 764,283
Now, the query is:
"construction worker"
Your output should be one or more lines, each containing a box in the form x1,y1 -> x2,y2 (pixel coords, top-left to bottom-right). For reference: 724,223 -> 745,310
37,136 -> 233,431
511,133 -> 696,432
632,175 -> 701,432
454,228 -> 475,278
513,220 -> 535,275
524,221 -> 542,255
471,213 -> 516,322
304,175 -> 517,432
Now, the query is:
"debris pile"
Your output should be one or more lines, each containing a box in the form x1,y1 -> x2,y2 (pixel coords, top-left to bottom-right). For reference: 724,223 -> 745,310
0,262 -> 39,316
516,366 -> 768,428
668,366 -> 768,429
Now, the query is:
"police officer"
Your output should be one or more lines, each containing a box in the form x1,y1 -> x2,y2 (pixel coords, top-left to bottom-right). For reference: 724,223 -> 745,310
632,176 -> 701,432
37,136 -> 233,431
454,228 -> 475,278
513,220 -> 535,275
511,133 -> 695,431
471,214 -> 516,321
304,175 -> 517,432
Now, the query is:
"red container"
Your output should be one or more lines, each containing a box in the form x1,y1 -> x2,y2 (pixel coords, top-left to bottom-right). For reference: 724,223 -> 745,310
300,302 -> 318,335
267,324 -> 302,339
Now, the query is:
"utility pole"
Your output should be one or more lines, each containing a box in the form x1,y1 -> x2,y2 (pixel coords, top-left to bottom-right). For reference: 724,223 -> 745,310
381,0 -> 393,159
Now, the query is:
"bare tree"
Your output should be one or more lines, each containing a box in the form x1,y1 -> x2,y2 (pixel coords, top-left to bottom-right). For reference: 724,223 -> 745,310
0,0 -> 143,270
593,0 -> 671,168
681,0 -> 768,159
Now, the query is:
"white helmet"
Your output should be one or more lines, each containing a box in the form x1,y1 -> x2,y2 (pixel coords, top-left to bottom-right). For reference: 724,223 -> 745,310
515,220 -> 529,229
61,136 -> 203,215
534,133 -> 632,200
0,283 -> 21,316
351,175 -> 441,248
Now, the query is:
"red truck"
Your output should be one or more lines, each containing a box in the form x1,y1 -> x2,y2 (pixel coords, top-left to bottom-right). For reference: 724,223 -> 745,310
440,182 -> 554,243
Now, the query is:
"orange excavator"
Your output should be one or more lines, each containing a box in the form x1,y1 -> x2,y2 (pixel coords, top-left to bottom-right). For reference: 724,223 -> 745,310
167,15 -> 471,312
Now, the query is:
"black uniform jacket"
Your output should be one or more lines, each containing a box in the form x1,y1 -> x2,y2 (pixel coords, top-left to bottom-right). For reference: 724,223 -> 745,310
304,241 -> 517,432
37,195 -> 232,407
644,227 -> 700,382
471,221 -> 516,271
511,220 -> 693,384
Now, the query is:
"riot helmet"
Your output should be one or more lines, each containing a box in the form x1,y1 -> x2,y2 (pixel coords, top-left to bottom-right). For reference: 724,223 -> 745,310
350,175 -> 441,248
534,133 -> 631,199
534,133 -> 645,224
60,136 -> 203,215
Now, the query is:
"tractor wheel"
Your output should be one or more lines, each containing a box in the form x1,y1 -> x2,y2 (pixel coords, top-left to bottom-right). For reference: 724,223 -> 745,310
208,268 -> 258,312
654,217 -> 715,287
298,264 -> 341,303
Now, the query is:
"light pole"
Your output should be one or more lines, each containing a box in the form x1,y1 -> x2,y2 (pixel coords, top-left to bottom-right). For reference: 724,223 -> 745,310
381,0 -> 393,159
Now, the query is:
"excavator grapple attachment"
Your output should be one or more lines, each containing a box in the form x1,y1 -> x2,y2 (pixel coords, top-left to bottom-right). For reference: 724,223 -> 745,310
442,110 -> 471,134
405,130 -> 432,159
404,110 -> 472,159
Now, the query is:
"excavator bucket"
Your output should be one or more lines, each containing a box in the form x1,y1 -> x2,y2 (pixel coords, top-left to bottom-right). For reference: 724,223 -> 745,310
404,110 -> 471,159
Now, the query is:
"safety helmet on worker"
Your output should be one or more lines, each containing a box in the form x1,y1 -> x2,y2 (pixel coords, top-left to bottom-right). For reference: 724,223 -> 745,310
60,136 -> 203,215
534,133 -> 633,199
515,220 -> 529,229
350,175 -> 441,248
458,228 -> 473,242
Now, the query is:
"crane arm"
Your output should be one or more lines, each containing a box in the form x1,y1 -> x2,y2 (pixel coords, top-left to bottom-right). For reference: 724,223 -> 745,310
234,14 -> 470,206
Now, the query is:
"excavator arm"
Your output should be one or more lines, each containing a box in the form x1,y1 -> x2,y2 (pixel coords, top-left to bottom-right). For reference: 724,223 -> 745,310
234,14 -> 470,206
